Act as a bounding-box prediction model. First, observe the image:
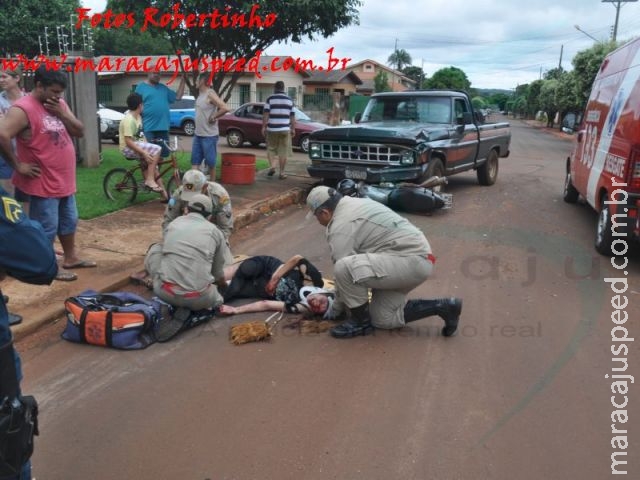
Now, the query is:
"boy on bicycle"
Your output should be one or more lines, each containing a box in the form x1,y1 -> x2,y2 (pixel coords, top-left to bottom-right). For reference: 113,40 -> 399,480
119,93 -> 167,199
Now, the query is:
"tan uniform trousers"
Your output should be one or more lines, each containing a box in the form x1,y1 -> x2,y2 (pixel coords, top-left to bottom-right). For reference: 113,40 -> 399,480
334,253 -> 433,329
144,243 -> 223,311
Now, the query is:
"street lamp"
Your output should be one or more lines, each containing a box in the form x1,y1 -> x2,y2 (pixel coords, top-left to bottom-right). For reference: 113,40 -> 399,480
602,0 -> 638,42
574,25 -> 600,43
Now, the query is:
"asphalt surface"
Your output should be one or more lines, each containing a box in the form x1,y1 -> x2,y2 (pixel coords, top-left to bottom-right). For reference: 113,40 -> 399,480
13,119 -> 640,479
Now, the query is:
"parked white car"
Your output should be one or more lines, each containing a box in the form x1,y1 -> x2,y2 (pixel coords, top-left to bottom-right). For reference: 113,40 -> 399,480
98,104 -> 125,143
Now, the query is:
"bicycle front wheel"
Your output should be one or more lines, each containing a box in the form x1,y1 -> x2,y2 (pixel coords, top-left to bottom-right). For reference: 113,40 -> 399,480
104,167 -> 138,203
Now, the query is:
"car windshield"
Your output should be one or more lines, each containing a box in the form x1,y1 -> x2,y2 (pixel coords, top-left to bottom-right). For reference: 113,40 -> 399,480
361,96 -> 452,124
294,108 -> 311,122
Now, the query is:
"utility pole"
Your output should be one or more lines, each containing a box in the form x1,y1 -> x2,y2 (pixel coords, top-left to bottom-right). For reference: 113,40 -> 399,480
602,0 -> 638,42
558,44 -> 563,70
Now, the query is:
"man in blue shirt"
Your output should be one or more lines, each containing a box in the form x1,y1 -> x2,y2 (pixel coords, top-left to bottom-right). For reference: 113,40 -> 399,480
0,187 -> 57,479
135,72 -> 186,157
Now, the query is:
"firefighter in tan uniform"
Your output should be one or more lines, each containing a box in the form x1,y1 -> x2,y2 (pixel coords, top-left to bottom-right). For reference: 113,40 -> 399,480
145,194 -> 229,312
306,186 -> 462,339
163,170 -> 233,264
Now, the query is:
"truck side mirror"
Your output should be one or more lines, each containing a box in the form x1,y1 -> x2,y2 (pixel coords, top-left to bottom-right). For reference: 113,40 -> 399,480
456,112 -> 473,125
354,112 -> 362,124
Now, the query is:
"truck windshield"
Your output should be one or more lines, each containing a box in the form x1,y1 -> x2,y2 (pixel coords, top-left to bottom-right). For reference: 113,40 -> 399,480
361,96 -> 452,124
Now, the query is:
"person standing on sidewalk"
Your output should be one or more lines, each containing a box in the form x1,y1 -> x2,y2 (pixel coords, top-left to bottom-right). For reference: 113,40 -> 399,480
0,65 -> 94,282
191,73 -> 230,181
262,81 -> 295,180
0,186 -> 58,479
135,72 -> 186,158
306,186 -> 462,339
0,66 -> 25,198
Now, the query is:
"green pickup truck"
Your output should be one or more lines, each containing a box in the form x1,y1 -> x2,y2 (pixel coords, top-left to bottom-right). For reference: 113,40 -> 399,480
307,90 -> 511,186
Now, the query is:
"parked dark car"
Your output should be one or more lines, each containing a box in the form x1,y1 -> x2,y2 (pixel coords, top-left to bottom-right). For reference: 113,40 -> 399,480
218,102 -> 327,153
169,95 -> 196,136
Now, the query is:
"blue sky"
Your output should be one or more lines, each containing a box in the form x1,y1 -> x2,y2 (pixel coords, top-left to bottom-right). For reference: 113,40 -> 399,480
80,0 -> 640,90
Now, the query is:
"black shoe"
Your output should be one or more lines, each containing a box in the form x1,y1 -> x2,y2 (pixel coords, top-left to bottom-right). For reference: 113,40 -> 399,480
441,298 -> 462,337
330,303 -> 374,339
8,313 -> 22,326
330,319 -> 374,338
156,307 -> 192,343
403,297 -> 462,337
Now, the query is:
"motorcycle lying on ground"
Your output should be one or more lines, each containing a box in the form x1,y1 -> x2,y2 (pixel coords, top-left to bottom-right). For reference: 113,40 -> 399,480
336,177 -> 453,214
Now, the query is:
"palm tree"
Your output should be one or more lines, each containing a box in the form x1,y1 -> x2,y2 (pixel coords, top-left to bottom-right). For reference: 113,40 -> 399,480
388,49 -> 412,71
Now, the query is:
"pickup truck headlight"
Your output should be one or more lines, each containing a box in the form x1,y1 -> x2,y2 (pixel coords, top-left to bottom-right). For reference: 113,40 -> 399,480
400,150 -> 414,165
309,143 -> 321,159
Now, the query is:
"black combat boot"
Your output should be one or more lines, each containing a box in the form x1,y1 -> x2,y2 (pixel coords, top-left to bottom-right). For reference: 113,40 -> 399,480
330,303 -> 374,339
403,298 -> 462,337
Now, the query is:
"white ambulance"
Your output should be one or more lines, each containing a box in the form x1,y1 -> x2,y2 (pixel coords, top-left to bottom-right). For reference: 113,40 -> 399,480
564,37 -> 640,255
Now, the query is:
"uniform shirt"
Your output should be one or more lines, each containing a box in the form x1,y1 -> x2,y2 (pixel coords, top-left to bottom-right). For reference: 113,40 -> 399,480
12,95 -> 76,197
326,196 -> 432,263
194,90 -> 219,137
162,181 -> 233,238
135,82 -> 176,132
158,212 -> 227,293
264,92 -> 294,132
0,188 -> 57,385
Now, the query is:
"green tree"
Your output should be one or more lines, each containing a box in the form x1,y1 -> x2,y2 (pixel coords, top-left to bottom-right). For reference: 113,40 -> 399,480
0,0 -> 80,57
374,70 -> 391,92
555,71 -> 582,129
107,0 -> 362,99
471,96 -> 486,110
572,40 -> 618,109
93,29 -> 172,56
543,67 -> 564,81
488,93 -> 510,111
401,65 -> 424,88
538,79 -> 559,127
387,48 -> 412,71
526,79 -> 544,118
424,66 -> 471,91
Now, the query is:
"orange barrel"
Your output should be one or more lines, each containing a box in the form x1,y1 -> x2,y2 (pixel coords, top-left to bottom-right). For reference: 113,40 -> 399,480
220,152 -> 256,185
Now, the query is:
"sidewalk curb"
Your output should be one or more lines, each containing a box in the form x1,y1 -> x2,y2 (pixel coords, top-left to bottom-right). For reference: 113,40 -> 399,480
12,185 -> 313,342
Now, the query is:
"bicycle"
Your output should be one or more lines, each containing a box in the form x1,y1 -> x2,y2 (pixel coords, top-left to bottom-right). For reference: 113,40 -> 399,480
103,136 -> 184,204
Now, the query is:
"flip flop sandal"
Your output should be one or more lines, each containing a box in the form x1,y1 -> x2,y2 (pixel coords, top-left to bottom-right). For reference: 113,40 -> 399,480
8,313 -> 22,326
144,183 -> 164,193
156,307 -> 192,342
278,174 -> 288,180
55,271 -> 78,282
267,168 -> 276,176
63,260 -> 97,269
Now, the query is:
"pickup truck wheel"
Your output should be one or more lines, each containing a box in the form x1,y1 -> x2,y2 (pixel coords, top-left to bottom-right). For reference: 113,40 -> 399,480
226,130 -> 244,148
420,159 -> 445,192
595,197 -> 615,256
477,150 -> 499,186
563,167 -> 579,203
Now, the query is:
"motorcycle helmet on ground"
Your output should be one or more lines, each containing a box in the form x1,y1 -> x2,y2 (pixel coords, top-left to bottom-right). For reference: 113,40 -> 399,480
336,179 -> 358,197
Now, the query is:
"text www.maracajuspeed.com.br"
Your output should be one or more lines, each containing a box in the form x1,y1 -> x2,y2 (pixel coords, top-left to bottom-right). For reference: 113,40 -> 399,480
1,48 -> 351,83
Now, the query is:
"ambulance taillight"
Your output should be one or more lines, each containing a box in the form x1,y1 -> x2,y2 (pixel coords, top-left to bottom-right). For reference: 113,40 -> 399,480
629,149 -> 640,190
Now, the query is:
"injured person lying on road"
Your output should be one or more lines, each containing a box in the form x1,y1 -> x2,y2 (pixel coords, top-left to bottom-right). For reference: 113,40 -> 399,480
218,254 -> 335,318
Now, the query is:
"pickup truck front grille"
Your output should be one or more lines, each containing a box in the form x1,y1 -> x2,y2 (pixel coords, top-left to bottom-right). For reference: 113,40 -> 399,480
319,142 -> 404,164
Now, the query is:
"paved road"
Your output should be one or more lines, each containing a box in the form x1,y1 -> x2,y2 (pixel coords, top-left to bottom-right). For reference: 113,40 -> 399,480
20,121 -> 640,479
